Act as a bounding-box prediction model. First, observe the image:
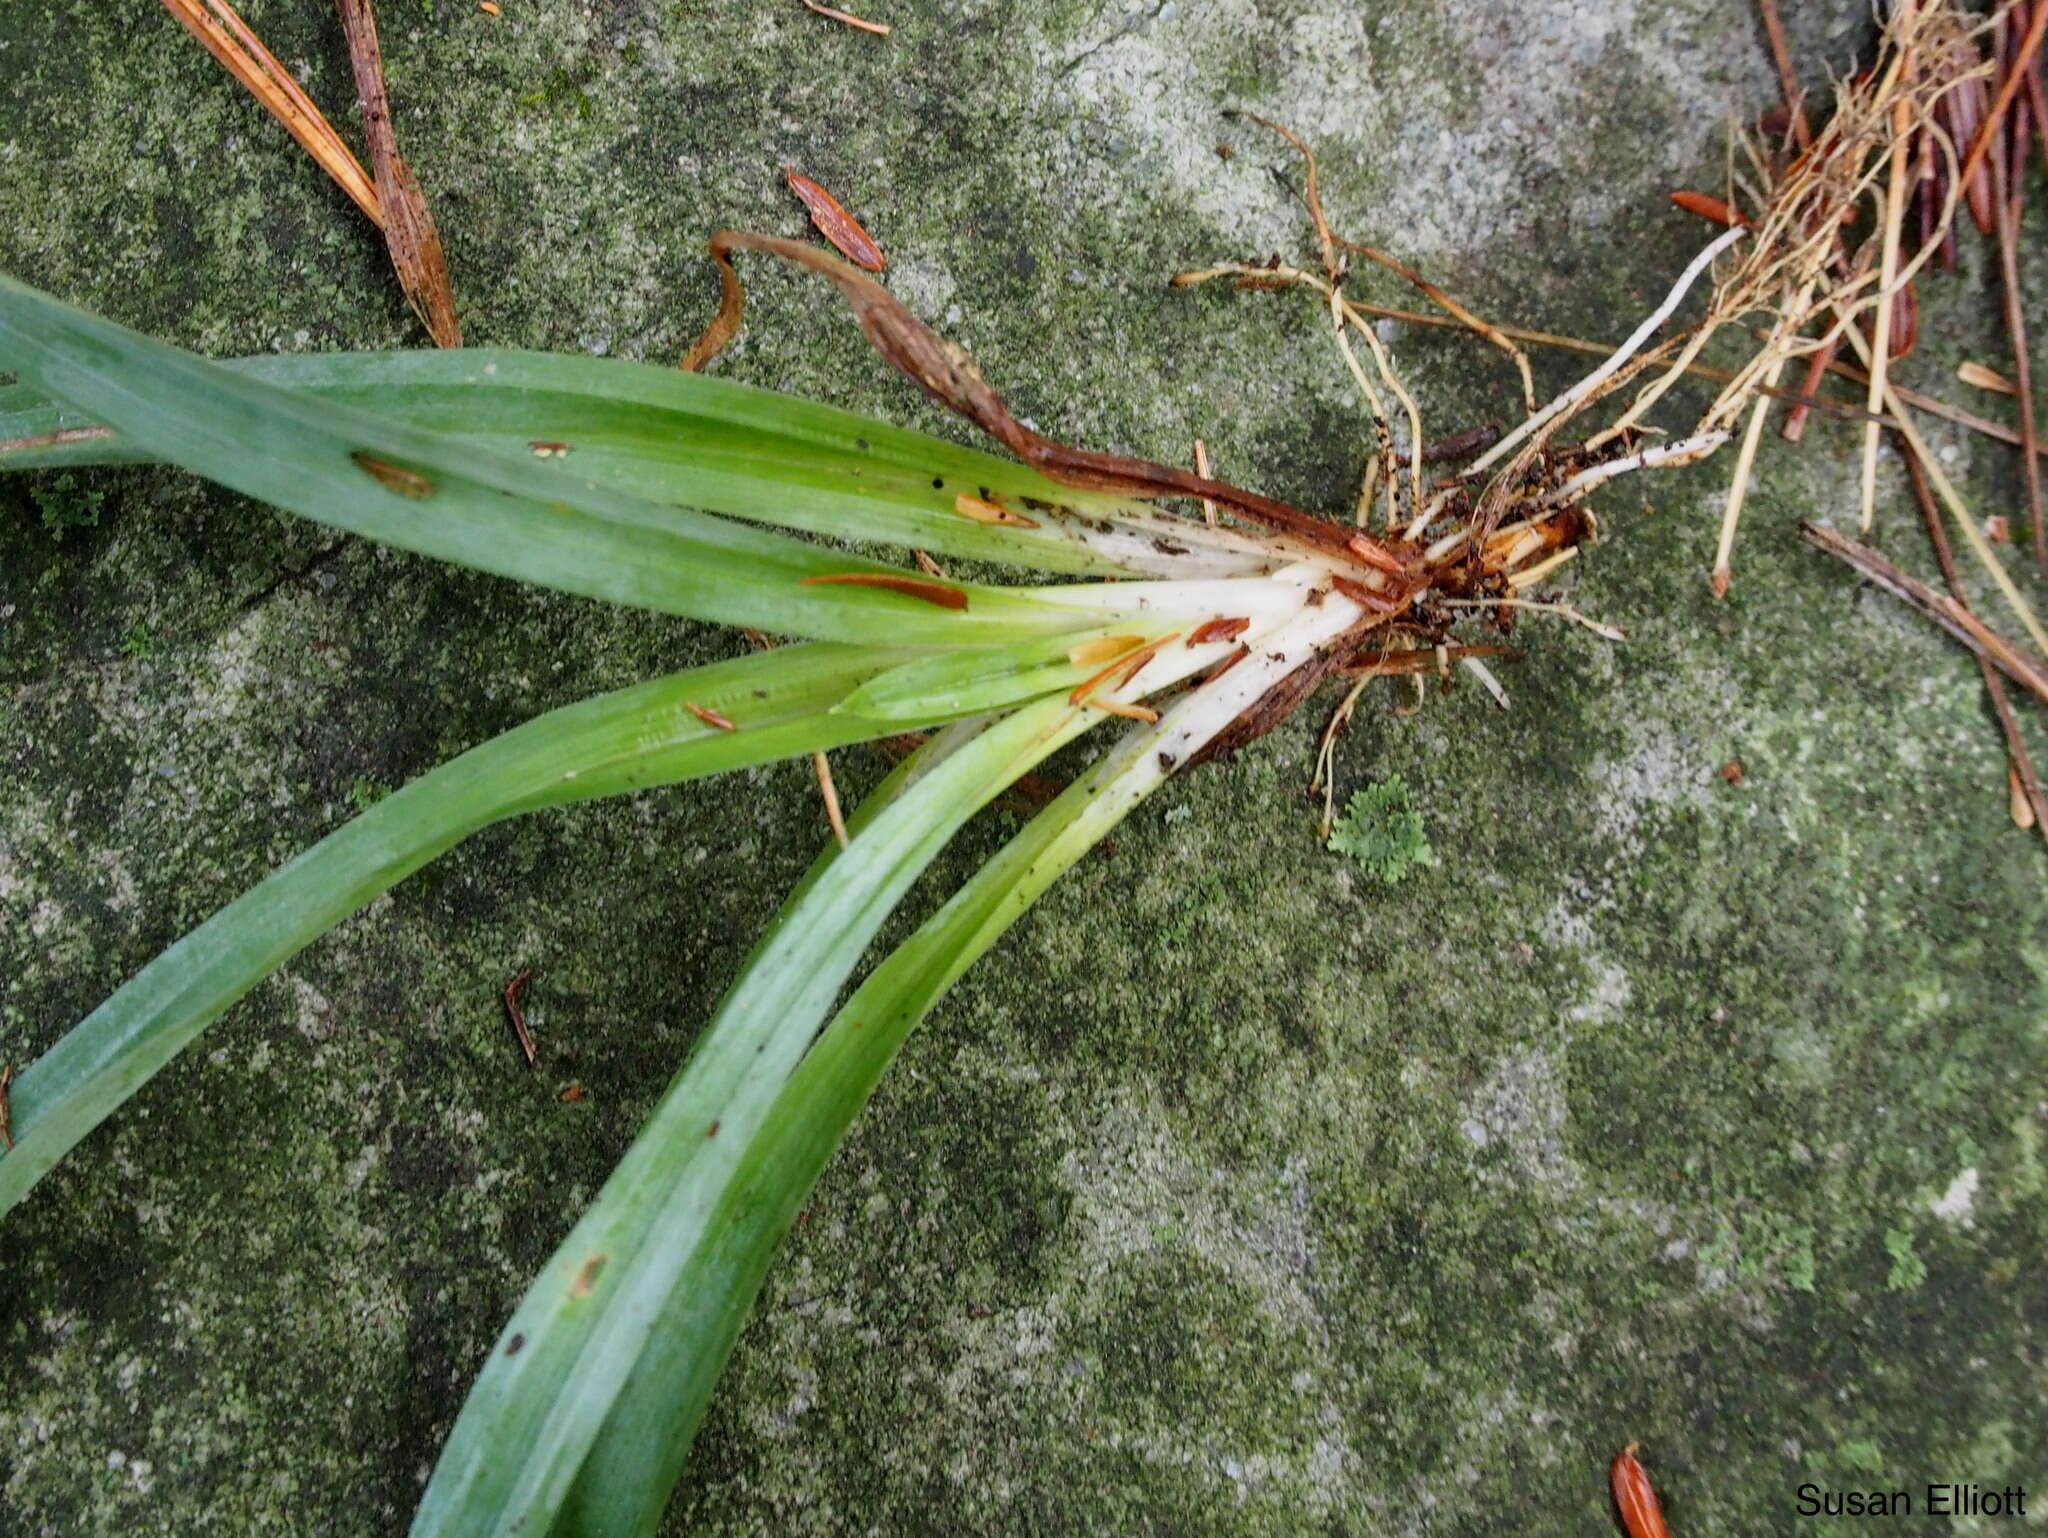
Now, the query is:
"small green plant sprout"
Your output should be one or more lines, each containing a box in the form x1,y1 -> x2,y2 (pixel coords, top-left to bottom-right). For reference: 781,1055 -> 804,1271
1326,775 -> 1436,884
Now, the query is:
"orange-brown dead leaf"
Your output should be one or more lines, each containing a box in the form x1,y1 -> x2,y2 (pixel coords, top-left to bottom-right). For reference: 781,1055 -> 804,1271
786,167 -> 888,271
1609,1445 -> 1672,1538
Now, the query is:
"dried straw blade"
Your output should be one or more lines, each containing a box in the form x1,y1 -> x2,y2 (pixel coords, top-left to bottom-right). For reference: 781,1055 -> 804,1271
157,0 -> 381,224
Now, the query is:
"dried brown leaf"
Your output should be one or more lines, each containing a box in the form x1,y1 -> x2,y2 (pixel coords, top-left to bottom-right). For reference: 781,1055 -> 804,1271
786,168 -> 887,270
337,0 -> 461,348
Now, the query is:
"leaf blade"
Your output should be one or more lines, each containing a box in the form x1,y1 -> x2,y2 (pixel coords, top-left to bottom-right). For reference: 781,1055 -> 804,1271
552,596 -> 1366,1537
408,698 -> 1101,1538
0,642 -> 917,1220
0,346 -> 1278,578
0,277 -> 1079,642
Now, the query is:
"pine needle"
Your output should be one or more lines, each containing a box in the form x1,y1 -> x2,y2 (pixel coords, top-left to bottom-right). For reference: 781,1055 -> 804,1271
156,0 -> 381,224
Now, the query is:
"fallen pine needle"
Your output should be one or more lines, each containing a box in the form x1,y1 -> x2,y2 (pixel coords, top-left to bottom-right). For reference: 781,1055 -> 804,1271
1994,129 -> 2047,567
1901,444 -> 2048,841
157,0 -> 381,223
1954,0 -> 2048,206
1756,0 -> 1813,150
734,629 -> 852,848
813,750 -> 849,849
1837,316 -> 2048,660
1714,363 -> 1786,598
502,969 -> 537,1066
1862,21 -> 1915,534
800,0 -> 890,34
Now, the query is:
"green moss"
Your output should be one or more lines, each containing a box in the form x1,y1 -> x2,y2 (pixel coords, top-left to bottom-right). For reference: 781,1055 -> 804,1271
27,469 -> 108,542
1884,1227 -> 1929,1293
1327,775 -> 1436,884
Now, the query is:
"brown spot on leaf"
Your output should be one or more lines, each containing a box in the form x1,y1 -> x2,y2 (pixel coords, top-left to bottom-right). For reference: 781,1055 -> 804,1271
797,572 -> 969,610
350,451 -> 435,499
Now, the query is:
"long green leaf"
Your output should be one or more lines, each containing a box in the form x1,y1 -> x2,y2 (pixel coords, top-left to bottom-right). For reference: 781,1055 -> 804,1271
548,596 -> 1368,1537
0,642 -> 922,1219
409,696 -> 1100,1538
835,622 -> 1177,721
0,276 -> 1081,643
560,716 -> 1165,1536
0,354 -> 1276,579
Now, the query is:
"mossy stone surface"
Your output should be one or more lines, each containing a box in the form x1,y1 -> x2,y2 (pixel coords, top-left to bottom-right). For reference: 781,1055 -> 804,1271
3,2 -> 2045,1534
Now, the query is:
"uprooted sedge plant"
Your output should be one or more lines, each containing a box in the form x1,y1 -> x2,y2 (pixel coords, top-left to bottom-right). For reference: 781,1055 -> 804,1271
1,7 -> 2039,1534
0,251 -> 1668,1538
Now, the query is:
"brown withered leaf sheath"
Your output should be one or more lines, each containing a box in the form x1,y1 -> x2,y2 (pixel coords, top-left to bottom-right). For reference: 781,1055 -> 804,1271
1177,612 -> 1383,773
336,0 -> 460,348
680,232 -> 1413,576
